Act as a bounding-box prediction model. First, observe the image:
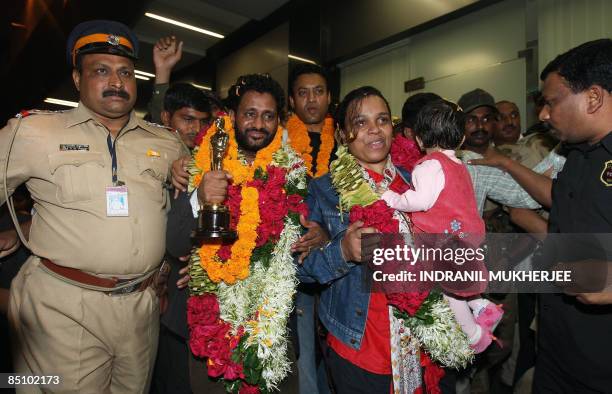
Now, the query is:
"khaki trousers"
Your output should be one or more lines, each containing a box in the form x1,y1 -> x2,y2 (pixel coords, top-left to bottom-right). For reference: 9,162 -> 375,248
9,257 -> 159,393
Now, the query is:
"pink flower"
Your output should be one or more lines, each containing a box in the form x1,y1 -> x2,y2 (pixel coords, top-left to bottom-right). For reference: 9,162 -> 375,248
187,294 -> 219,328
386,292 -> 429,316
226,185 -> 242,220
217,245 -> 232,261
205,335 -> 228,359
223,360 -> 244,380
287,194 -> 308,218
390,135 -> 423,172
264,165 -> 287,190
207,357 -> 228,378
189,331 -> 208,357
239,382 -> 260,394
349,200 -> 398,233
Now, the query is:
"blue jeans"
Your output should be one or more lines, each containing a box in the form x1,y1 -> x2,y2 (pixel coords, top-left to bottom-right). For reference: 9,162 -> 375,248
296,289 -> 330,394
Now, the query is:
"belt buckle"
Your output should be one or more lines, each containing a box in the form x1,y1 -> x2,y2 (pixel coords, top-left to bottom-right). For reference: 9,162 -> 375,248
107,279 -> 139,296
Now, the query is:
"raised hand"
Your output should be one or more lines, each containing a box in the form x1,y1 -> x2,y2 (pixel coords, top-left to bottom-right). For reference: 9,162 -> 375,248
153,36 -> 184,84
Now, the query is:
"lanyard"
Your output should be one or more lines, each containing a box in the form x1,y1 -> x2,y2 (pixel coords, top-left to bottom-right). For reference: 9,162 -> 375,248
106,134 -> 119,185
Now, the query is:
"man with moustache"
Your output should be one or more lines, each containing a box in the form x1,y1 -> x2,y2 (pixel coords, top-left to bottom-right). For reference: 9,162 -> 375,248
286,63 -> 334,394
495,100 -> 551,169
286,64 -> 336,178
495,101 -> 522,145
457,89 -> 535,392
460,89 -> 498,155
0,20 -> 184,392
456,89 -> 541,213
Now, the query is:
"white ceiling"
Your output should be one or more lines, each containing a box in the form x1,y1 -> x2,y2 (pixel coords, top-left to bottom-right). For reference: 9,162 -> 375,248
131,0 -> 290,75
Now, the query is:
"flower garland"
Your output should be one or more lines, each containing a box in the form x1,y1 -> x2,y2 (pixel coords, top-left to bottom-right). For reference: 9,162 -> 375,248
329,146 -> 472,393
390,134 -> 423,172
187,118 -> 308,393
188,116 -> 283,285
286,114 -> 335,177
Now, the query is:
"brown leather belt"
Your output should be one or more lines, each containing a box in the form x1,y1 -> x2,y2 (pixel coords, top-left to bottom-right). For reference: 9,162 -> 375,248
41,258 -> 157,295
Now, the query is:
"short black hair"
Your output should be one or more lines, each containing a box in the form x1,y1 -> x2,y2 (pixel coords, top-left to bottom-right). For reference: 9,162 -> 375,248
334,86 -> 391,143
540,38 -> 612,93
401,92 -> 442,129
289,63 -> 329,95
74,55 -> 83,72
202,90 -> 225,112
226,73 -> 285,115
163,83 -> 211,115
414,100 -> 465,150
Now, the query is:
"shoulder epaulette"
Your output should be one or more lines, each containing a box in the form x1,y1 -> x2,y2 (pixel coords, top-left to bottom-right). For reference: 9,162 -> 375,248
139,119 -> 181,144
143,119 -> 171,130
15,109 -> 68,118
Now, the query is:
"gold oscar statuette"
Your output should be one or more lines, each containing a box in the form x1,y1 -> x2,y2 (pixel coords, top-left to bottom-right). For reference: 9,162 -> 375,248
191,117 -> 238,243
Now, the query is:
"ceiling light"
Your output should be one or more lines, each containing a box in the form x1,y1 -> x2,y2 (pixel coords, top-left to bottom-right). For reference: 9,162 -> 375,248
145,12 -> 224,39
44,98 -> 78,107
192,83 -> 212,91
288,54 -> 316,64
135,74 -> 150,81
135,69 -> 155,77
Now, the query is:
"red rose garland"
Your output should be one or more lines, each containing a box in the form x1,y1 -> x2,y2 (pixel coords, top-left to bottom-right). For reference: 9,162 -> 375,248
390,134 -> 423,172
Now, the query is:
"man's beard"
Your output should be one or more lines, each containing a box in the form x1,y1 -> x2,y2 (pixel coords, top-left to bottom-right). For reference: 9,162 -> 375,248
234,122 -> 277,154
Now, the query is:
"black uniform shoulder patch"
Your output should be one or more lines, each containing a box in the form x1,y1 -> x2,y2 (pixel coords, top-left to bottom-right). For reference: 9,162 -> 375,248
600,160 -> 612,187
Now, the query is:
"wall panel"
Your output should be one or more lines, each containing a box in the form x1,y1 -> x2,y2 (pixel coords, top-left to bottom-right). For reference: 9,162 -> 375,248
340,0 -> 529,129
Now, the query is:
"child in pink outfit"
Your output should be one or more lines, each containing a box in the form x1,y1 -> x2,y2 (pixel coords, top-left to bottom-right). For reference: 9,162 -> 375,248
382,100 -> 502,353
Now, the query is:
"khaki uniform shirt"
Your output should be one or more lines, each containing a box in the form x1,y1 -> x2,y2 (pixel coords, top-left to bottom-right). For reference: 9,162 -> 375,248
495,143 -> 543,169
482,142 -> 546,215
0,103 -> 185,275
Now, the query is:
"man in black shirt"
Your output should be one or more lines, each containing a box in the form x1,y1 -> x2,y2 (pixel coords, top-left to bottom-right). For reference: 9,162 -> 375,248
534,39 -> 612,393
287,64 -> 334,394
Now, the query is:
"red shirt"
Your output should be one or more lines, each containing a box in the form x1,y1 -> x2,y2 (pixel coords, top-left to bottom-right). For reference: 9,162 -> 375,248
327,167 -> 408,375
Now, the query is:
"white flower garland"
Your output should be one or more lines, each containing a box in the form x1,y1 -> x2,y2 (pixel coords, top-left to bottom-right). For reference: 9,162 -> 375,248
408,297 -> 474,369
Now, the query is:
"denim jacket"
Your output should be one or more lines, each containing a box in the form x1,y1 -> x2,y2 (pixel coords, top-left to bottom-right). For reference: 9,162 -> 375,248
297,166 -> 411,350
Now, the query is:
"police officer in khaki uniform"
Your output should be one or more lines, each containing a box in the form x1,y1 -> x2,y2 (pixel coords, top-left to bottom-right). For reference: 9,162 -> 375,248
0,20 -> 184,392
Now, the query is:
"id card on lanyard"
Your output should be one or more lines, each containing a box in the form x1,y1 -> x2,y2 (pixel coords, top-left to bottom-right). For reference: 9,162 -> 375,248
105,134 -> 129,216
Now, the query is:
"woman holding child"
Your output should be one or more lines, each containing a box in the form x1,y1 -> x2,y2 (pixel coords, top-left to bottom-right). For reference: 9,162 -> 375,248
298,87 -> 500,394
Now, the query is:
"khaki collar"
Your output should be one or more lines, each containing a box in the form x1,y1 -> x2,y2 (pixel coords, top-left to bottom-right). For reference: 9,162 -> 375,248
65,102 -> 139,135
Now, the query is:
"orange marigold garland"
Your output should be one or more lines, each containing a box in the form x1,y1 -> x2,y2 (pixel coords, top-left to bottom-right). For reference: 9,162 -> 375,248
286,114 -> 335,177
188,116 -> 282,285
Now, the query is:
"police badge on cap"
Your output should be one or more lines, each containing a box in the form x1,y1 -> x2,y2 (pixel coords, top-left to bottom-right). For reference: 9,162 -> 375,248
66,20 -> 139,67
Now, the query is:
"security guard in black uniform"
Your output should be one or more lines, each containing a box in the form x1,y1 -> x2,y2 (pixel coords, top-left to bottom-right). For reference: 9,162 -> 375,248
534,39 -> 612,393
